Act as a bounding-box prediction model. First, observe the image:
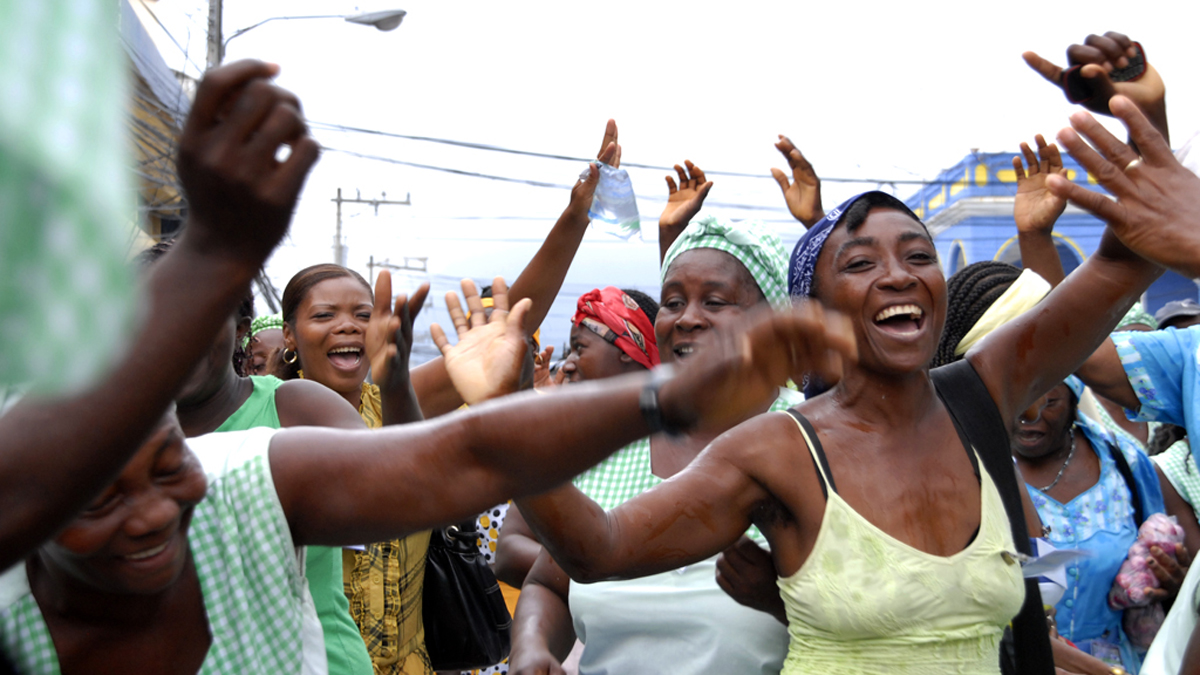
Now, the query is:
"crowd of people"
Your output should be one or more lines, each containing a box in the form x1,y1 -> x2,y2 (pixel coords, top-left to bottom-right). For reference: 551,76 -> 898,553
4,19 -> 1200,675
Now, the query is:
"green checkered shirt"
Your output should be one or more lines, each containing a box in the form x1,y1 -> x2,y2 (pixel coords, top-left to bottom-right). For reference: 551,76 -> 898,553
572,390 -> 803,547
0,0 -> 134,393
1154,440 -> 1200,510
0,428 -> 323,674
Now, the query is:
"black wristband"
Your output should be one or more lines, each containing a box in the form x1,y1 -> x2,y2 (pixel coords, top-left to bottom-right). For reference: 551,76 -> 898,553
639,367 -> 684,436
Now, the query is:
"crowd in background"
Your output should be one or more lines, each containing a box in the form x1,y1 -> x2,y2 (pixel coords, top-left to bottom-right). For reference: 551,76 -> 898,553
6,9 -> 1200,675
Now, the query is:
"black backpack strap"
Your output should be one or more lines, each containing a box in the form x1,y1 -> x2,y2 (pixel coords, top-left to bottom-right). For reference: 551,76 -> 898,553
930,360 -> 1055,675
1106,433 -> 1146,526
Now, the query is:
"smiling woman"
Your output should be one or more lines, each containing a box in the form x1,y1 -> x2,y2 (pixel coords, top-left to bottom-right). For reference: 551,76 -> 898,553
280,265 -> 375,412
514,180 -> 1172,674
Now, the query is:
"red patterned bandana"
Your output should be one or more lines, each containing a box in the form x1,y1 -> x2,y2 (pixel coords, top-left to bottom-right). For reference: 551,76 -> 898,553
572,287 -> 660,369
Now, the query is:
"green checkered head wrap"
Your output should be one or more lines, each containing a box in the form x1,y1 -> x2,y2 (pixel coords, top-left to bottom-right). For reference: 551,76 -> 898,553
242,313 -> 284,348
251,313 -> 284,338
1117,301 -> 1157,331
660,215 -> 789,308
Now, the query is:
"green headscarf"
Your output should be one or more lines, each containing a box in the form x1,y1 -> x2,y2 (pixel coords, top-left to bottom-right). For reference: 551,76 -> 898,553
1116,301 -> 1157,331
660,214 -> 789,308
243,313 -> 284,348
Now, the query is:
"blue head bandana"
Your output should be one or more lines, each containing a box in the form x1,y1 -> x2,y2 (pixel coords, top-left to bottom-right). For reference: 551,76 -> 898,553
788,191 -> 925,299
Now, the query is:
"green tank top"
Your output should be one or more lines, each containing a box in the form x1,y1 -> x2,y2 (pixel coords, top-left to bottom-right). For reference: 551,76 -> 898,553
777,410 -> 1025,675
216,376 -> 373,675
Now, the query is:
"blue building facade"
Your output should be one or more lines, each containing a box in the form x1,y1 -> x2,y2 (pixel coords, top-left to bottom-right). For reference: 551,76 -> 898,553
903,151 -> 1196,314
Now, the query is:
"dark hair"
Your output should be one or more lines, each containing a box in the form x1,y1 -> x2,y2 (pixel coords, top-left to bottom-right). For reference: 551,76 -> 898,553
279,264 -> 372,378
480,285 -> 493,299
809,193 -> 928,299
622,288 -> 660,324
1148,423 -> 1187,457
137,237 -> 256,375
840,192 -> 924,236
932,261 -> 1022,368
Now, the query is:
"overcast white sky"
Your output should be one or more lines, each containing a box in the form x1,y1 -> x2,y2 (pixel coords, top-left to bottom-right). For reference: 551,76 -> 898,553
144,0 -> 1200,358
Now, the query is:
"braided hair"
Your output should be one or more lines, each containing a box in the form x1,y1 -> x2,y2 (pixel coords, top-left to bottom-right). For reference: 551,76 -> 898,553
932,261 -> 1023,368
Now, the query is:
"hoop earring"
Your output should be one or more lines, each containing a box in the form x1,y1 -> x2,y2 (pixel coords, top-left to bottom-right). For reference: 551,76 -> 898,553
283,349 -> 298,364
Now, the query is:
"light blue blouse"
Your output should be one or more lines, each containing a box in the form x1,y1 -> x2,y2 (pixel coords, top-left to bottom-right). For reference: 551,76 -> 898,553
1026,412 -> 1165,672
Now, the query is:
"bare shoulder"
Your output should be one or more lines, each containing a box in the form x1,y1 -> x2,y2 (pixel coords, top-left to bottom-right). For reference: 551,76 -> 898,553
274,379 -> 364,429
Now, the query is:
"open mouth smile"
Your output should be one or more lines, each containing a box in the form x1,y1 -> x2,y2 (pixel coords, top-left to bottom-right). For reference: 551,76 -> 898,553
872,304 -> 925,337
327,346 -> 364,371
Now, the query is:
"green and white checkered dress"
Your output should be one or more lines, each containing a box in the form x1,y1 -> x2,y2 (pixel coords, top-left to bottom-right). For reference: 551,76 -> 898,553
572,389 -> 803,546
0,0 -> 134,393
1154,439 -> 1200,509
0,428 -> 327,674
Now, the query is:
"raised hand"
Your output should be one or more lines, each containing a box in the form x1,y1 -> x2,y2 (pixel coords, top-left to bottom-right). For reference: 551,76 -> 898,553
431,277 -> 532,405
1046,96 -> 1200,278
1024,31 -> 1167,138
561,120 -> 620,223
1014,135 -> 1069,236
658,160 -> 714,261
659,301 -> 856,434
367,270 -> 430,392
532,345 -> 556,389
176,60 -> 320,265
770,135 -> 825,228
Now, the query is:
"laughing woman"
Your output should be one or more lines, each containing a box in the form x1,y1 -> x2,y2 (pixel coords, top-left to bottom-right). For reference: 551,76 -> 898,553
515,106 -> 1169,675
277,264 -> 435,675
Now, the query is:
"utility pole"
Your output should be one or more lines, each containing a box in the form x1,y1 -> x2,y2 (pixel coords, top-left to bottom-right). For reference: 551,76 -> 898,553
206,0 -> 223,69
332,189 -> 412,267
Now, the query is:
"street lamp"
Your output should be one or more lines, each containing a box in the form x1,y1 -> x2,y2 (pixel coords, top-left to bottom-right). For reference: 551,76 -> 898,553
207,6 -> 407,68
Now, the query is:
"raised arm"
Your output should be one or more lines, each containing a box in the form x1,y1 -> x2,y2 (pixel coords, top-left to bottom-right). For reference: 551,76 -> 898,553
270,300 -> 856,548
1024,30 -> 1168,144
1013,135 -> 1069,287
658,160 -> 714,262
770,135 -> 825,229
0,60 -> 319,570
969,99 -> 1163,425
409,122 -> 617,418
365,269 -> 429,425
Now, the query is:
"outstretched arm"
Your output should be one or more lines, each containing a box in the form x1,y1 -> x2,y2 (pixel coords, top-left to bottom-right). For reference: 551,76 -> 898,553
0,60 -> 319,570
969,99 -> 1163,425
410,122 -> 618,418
1013,135 -> 1069,287
271,301 -> 856,548
517,434 -> 771,582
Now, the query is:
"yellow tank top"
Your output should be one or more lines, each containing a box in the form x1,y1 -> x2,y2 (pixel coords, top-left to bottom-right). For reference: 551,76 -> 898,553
777,411 -> 1025,675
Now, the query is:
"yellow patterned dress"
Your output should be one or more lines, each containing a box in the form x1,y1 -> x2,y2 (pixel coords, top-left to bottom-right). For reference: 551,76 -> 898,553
345,383 -> 434,675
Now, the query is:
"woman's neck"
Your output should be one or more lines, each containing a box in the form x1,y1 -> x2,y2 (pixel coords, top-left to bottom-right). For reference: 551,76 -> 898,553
830,366 -> 940,427
176,370 -> 253,437
336,384 -> 361,412
28,553 -> 187,627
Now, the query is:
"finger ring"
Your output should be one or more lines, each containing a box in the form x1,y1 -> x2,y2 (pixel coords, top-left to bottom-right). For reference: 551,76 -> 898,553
1124,158 -> 1142,172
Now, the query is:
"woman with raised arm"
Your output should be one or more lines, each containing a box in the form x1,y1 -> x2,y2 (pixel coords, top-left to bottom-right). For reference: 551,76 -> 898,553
509,203 -> 800,674
0,59 -> 320,573
0,276 -> 853,674
514,100 -> 1181,674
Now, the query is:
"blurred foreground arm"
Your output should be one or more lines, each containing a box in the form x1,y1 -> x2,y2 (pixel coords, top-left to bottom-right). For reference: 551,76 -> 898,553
0,60 -> 319,570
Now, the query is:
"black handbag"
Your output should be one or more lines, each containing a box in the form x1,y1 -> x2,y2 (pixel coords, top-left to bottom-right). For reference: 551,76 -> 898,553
422,522 -> 512,671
